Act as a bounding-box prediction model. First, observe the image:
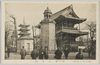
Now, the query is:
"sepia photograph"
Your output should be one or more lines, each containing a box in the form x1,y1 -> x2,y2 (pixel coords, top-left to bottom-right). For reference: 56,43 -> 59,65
1,1 -> 99,64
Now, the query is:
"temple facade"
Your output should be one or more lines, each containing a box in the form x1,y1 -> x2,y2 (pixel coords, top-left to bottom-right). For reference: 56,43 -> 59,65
53,5 -> 88,50
37,5 -> 88,51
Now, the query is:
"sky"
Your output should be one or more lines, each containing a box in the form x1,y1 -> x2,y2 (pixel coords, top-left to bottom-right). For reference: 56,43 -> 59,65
5,2 -> 97,37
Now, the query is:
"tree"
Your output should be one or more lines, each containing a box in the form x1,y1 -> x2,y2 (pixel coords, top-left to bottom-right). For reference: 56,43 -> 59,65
5,14 -> 18,52
9,15 -> 18,51
85,22 -> 96,41
85,21 -> 96,58
5,21 -> 13,50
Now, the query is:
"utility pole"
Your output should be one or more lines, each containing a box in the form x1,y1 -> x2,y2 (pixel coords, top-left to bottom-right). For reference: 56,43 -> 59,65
32,26 -> 35,50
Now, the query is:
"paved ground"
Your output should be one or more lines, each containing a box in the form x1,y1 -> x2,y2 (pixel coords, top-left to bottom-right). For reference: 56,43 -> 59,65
5,52 -> 93,60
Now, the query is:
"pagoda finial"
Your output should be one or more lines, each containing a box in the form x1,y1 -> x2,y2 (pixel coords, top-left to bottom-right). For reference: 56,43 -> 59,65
47,7 -> 49,9
47,3 -> 49,7
23,16 -> 25,24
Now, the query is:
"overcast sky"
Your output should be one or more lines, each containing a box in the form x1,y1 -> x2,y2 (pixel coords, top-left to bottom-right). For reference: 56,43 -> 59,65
5,2 -> 97,37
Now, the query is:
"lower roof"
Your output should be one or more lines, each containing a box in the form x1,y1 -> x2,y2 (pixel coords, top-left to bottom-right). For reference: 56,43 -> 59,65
18,36 -> 33,40
56,29 -> 88,36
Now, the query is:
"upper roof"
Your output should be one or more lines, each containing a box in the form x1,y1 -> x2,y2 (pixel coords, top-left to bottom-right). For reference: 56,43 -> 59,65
50,5 -> 87,23
18,28 -> 30,31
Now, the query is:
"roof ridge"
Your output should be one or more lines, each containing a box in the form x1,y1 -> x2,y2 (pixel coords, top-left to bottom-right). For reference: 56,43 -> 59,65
50,4 -> 75,21
51,4 -> 72,17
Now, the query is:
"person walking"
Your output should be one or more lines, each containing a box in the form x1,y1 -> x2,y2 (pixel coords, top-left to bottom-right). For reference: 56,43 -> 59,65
20,46 -> 27,59
44,48 -> 49,59
39,48 -> 44,59
88,47 -> 91,58
54,47 -> 62,59
31,49 -> 38,59
75,49 -> 83,59
7,45 -> 11,57
31,50 -> 38,59
64,47 -> 70,59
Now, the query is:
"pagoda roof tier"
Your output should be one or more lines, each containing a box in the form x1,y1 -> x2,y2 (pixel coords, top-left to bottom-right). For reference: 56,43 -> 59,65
56,29 -> 88,36
18,36 -> 33,40
18,32 -> 30,35
50,5 -> 86,23
18,28 -> 30,31
19,24 -> 30,27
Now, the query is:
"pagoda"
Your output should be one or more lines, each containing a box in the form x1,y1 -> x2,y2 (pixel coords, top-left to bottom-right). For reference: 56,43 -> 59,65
17,18 -> 33,52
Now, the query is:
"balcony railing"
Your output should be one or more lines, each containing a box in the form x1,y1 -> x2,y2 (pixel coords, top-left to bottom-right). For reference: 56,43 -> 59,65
63,27 -> 78,30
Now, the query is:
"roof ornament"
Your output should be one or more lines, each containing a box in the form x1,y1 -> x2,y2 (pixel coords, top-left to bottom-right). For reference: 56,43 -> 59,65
47,7 -> 49,10
46,3 -> 49,11
47,3 -> 49,7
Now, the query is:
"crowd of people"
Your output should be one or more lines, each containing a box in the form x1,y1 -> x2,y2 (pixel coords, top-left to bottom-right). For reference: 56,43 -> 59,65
6,45 -> 96,59
19,46 -> 84,59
